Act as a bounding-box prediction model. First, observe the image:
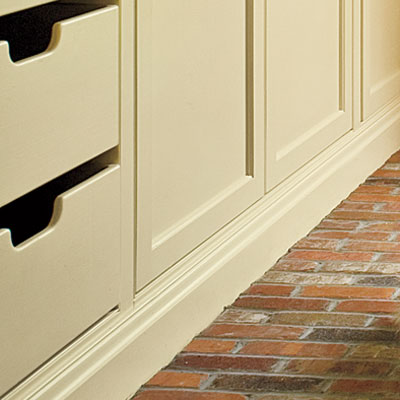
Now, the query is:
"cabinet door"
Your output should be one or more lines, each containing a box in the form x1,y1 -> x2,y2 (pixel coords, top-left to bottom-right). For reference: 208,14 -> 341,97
136,0 -> 265,289
362,0 -> 400,120
266,0 -> 353,190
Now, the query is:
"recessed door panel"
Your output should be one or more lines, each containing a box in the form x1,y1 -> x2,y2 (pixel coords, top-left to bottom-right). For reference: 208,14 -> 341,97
137,0 -> 265,289
362,0 -> 400,119
266,0 -> 353,190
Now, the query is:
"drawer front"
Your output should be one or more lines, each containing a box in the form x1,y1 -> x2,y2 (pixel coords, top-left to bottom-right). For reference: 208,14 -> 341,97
0,5 -> 119,207
0,165 -> 121,395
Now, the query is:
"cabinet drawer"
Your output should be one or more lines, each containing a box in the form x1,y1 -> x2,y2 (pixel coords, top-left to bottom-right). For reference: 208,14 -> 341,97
0,165 -> 120,396
0,4 -> 119,207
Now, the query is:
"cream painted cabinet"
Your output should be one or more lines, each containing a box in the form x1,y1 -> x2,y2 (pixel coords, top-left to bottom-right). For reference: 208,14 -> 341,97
136,0 -> 265,289
362,0 -> 400,119
5,1 -> 400,399
266,0 -> 353,190
0,4 -> 119,207
0,166 -> 121,395
0,3 -> 123,396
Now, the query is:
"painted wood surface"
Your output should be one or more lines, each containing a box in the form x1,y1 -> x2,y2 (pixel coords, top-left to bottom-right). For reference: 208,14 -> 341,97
0,166 -> 121,395
136,0 -> 265,289
362,0 -> 400,119
266,0 -> 353,190
0,5 -> 119,207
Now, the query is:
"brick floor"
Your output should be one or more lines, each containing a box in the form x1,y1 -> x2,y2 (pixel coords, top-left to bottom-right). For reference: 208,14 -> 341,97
132,150 -> 400,400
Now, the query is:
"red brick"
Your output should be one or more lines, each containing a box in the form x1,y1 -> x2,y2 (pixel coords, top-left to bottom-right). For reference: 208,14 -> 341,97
335,300 -> 398,313
365,178 -> 400,186
330,379 -> 400,393
371,316 -> 395,327
350,344 -> 400,359
330,210 -> 400,221
216,309 -> 270,324
360,221 -> 400,231
355,275 -> 400,287
321,261 -> 400,274
286,250 -> 374,262
343,240 -> 400,252
379,253 -> 400,262
209,374 -> 324,393
293,238 -> 339,251
354,185 -> 395,194
240,342 -> 348,358
337,202 -> 375,211
183,339 -> 236,354
383,202 -> 400,211
260,271 -> 353,285
351,232 -> 392,241
372,169 -> 400,178
270,312 -> 368,327
300,286 -> 395,299
201,324 -> 303,340
388,151 -> 400,163
134,391 -> 246,400
245,284 -> 295,296
285,359 -> 392,377
146,371 -> 208,388
256,396 -> 323,400
349,193 -> 400,202
170,354 -> 277,372
273,260 -> 320,272
306,327 -> 396,342
233,296 -> 329,311
316,219 -> 360,230
309,231 -> 391,241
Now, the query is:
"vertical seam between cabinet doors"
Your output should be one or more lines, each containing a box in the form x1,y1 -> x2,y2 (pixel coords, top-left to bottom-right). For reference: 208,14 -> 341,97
264,0 -> 268,192
352,0 -> 355,128
360,0 -> 365,121
133,0 -> 139,297
339,0 -> 345,111
118,1 -> 123,310
246,0 -> 255,177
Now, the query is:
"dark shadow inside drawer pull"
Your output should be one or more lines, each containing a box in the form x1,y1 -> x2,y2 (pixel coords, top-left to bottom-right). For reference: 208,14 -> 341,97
0,2 -> 105,62
0,160 -> 106,246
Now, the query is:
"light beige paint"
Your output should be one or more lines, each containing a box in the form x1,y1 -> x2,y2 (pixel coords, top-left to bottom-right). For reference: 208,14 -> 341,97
136,0 -> 265,289
362,0 -> 400,119
3,0 -> 400,399
13,99 -> 400,400
0,6 -> 119,207
0,165 -> 120,395
266,0 -> 353,190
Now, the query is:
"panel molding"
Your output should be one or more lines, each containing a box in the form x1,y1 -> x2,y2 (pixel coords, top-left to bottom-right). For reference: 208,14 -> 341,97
362,0 -> 400,120
151,176 -> 252,250
339,0 -> 346,110
266,0 -> 353,191
246,0 -> 255,176
136,0 -> 266,290
276,110 -> 345,161
6,95 -> 400,400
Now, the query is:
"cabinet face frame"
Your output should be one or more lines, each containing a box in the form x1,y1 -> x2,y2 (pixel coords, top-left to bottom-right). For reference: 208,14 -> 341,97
135,0 -> 265,291
265,0 -> 353,191
361,0 -> 400,120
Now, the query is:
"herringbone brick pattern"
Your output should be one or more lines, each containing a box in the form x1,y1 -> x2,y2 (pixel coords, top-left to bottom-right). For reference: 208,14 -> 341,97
132,150 -> 400,399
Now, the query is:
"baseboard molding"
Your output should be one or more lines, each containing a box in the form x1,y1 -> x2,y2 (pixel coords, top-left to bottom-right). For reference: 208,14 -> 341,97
6,103 -> 400,400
